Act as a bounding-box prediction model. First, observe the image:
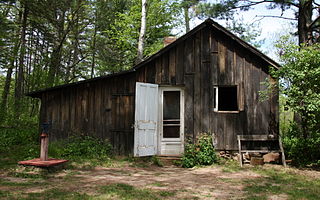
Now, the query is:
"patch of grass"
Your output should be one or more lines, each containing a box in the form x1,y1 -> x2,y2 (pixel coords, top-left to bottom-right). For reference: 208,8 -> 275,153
243,167 -> 320,200
99,183 -> 175,200
220,159 -> 243,173
0,179 -> 44,187
0,190 -> 13,198
158,190 -> 175,197
7,166 -> 52,179
25,188 -> 90,200
151,182 -> 166,187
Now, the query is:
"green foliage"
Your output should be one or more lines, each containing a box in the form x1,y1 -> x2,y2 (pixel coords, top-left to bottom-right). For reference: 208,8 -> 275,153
273,37 -> 320,137
262,37 -> 320,166
103,0 -> 180,71
49,135 -> 113,160
0,127 -> 39,165
279,95 -> 293,135
181,133 -> 218,168
151,156 -> 164,167
282,122 -> 320,166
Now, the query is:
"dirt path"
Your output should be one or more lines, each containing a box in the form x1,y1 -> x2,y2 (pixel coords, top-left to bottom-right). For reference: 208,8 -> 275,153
56,165 -> 262,199
1,163 -> 320,199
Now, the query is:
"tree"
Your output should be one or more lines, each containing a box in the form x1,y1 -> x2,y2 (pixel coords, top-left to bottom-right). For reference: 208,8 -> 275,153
225,16 -> 265,48
136,0 -> 147,64
272,37 -> 320,165
177,0 -> 264,48
216,0 -> 320,45
273,37 -> 320,138
103,0 -> 179,72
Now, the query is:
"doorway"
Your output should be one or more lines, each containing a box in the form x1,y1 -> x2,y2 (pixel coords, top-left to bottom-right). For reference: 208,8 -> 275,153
158,87 -> 184,156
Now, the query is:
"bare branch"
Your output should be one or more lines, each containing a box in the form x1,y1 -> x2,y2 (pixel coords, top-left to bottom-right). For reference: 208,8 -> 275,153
306,15 -> 320,31
312,0 -> 320,7
238,0 -> 299,8
255,15 -> 296,20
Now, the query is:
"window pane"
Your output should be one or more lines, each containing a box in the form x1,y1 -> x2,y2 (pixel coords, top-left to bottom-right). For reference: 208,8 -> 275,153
218,86 -> 238,111
163,126 -> 180,138
163,91 -> 180,120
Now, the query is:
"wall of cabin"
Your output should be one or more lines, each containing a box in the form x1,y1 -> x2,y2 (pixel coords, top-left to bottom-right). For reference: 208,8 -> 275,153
134,26 -> 279,151
39,25 -> 278,155
40,73 -> 136,155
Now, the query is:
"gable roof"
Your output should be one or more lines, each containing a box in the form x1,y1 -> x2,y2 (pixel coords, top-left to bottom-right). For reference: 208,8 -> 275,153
27,18 -> 280,98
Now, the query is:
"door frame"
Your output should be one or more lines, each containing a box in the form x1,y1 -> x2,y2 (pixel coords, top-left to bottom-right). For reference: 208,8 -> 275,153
157,86 -> 184,155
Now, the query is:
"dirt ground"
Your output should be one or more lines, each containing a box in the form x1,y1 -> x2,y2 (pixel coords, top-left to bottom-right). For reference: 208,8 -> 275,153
71,165 -> 260,199
1,161 -> 320,200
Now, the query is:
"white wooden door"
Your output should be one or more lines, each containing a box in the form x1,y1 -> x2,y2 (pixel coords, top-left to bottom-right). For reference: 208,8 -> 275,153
134,82 -> 158,157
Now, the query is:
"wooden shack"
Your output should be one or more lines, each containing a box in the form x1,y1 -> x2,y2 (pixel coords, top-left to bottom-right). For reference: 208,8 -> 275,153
28,19 -> 280,156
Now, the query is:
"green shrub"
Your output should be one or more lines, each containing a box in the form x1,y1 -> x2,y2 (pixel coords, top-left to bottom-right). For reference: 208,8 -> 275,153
283,122 -> 320,166
181,133 -> 218,168
49,135 -> 113,160
0,127 -> 38,152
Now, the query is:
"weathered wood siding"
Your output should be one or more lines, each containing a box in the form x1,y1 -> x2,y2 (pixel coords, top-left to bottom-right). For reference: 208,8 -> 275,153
40,73 -> 136,155
39,25 -> 278,154
132,26 -> 278,151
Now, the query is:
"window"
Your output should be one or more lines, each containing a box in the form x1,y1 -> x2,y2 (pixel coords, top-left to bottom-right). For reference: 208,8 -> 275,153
214,86 -> 238,112
163,91 -> 181,138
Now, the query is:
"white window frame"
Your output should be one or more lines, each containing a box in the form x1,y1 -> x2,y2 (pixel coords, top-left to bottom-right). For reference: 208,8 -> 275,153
213,85 -> 239,113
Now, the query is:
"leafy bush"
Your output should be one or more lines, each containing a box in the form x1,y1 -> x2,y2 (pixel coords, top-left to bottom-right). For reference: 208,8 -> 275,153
49,136 -> 113,160
282,122 -> 320,166
0,127 -> 38,151
181,133 -> 218,168
0,127 -> 39,169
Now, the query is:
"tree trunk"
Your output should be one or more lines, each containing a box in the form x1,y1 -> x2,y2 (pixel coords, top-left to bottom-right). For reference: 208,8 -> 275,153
0,67 -> 14,122
298,0 -> 313,45
0,6 -> 22,123
47,9 -> 66,87
136,0 -> 147,64
184,6 -> 190,33
14,3 -> 28,118
91,19 -> 97,78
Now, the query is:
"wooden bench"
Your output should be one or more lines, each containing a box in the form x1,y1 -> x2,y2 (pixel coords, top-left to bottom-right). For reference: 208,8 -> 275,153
237,135 -> 286,167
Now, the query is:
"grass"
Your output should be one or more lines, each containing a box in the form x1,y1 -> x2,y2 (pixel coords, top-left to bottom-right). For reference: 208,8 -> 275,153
98,183 -> 175,200
243,166 -> 320,200
219,159 -> 244,173
25,188 -> 90,200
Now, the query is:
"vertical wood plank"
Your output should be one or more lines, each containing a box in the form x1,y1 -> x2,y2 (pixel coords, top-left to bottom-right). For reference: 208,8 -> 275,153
193,32 -> 201,141
146,62 -> 156,83
169,47 -> 176,85
218,41 -> 226,84
185,37 -> 194,73
155,58 -> 162,84
162,52 -> 169,84
201,28 -> 210,132
184,75 -> 194,141
176,43 -> 185,85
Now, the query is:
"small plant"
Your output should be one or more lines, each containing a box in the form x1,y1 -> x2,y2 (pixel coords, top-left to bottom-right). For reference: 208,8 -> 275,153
181,133 -> 218,168
151,156 -> 163,167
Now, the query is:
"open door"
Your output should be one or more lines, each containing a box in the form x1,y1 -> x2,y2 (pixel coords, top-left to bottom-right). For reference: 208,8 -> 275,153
134,82 -> 158,157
